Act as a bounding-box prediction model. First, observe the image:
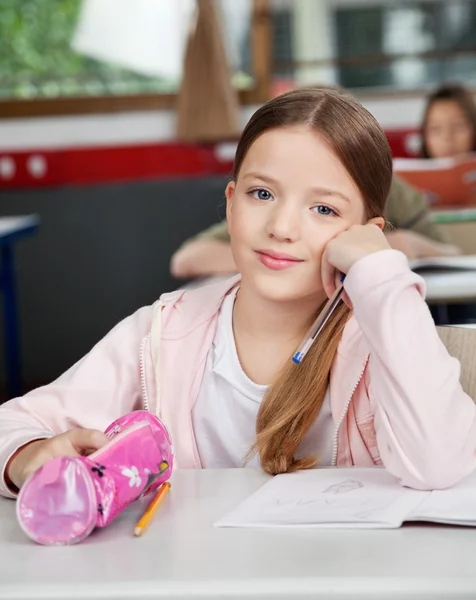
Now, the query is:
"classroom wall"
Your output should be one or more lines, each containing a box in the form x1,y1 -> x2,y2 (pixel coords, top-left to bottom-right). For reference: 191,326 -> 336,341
0,96 -> 427,152
0,175 -> 229,392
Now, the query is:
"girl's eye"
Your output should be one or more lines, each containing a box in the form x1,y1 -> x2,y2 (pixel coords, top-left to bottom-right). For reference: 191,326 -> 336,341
250,188 -> 273,201
313,205 -> 337,216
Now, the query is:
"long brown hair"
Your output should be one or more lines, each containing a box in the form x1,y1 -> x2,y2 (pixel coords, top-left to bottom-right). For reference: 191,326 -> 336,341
233,86 -> 392,475
421,84 -> 476,158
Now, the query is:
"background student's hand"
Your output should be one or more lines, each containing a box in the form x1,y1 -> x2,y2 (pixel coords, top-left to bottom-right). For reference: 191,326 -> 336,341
170,239 -> 238,279
321,222 -> 390,305
385,229 -> 460,259
6,428 -> 109,491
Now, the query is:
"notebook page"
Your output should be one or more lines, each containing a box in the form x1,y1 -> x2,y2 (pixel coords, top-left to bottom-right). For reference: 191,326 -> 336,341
215,468 -> 427,529
407,469 -> 476,526
409,255 -> 476,274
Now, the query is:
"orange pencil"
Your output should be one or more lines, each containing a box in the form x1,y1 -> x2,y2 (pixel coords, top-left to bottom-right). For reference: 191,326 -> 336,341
134,481 -> 171,537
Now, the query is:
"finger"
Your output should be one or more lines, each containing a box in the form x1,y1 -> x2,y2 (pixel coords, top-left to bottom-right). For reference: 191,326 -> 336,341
341,290 -> 353,310
22,460 -> 48,484
333,271 -> 352,310
67,429 -> 109,454
21,455 -> 52,486
334,271 -> 343,290
320,245 -> 336,299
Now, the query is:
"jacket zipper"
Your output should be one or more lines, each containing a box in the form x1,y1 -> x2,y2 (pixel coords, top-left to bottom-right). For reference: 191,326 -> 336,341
139,334 -> 150,412
330,356 -> 369,466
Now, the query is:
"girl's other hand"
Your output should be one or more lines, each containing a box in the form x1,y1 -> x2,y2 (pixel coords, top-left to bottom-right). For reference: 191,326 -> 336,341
6,429 -> 109,491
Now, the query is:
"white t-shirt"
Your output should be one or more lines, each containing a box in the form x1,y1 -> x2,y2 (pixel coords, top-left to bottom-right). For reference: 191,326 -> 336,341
192,287 -> 335,469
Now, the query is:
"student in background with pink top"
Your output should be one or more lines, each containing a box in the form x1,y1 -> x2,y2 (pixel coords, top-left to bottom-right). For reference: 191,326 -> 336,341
1,86 -> 475,498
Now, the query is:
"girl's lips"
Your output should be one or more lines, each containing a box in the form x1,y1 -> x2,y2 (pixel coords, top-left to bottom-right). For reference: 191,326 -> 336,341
256,250 -> 304,271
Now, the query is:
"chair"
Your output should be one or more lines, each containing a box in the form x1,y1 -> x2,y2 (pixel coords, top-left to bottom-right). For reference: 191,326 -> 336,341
437,325 -> 476,400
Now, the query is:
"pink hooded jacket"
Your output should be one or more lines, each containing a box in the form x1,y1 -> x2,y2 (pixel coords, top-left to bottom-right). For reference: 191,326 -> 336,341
1,249 -> 475,498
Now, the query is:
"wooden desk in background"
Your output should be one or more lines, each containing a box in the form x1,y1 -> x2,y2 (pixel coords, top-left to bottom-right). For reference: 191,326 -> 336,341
431,207 -> 476,256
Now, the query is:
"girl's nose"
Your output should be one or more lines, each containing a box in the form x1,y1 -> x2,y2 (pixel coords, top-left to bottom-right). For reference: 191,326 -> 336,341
265,203 -> 301,242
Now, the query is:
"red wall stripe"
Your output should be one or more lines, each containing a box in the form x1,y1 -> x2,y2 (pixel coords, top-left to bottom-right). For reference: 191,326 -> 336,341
0,129 -> 420,190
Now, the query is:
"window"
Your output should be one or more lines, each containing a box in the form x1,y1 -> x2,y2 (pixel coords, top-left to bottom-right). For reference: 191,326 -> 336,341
0,0 -> 270,117
269,0 -> 476,94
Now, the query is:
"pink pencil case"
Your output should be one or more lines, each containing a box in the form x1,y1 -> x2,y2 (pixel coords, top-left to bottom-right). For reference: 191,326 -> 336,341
16,411 -> 173,545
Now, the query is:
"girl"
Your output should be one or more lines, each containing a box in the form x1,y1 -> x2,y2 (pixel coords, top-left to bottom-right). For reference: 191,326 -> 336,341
171,87 -> 470,281
421,83 -> 476,159
1,87 -> 475,496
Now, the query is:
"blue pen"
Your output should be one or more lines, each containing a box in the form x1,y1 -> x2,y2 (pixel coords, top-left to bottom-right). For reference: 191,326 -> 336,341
292,274 -> 346,365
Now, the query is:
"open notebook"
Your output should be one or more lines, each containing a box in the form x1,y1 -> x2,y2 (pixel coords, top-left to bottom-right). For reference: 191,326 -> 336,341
215,468 -> 476,529
409,255 -> 476,274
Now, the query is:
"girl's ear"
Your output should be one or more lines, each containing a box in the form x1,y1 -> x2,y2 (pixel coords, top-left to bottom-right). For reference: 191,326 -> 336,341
367,216 -> 386,231
225,181 -> 236,236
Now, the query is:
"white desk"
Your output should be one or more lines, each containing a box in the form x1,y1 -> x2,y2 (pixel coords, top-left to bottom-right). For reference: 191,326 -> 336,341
411,256 -> 476,303
1,469 -> 476,600
423,271 -> 476,302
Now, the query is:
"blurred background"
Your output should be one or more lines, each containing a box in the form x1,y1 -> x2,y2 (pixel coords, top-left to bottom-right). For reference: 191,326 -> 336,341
1,0 -> 476,398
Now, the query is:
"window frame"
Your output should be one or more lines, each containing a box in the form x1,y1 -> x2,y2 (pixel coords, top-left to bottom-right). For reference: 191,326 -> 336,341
270,0 -> 476,99
0,0 -> 271,119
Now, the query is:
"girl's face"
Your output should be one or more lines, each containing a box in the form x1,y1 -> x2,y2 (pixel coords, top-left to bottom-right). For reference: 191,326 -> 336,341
425,100 -> 474,159
226,125 -> 368,305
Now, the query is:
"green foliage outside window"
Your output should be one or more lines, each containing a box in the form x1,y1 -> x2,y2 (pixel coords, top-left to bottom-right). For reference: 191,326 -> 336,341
0,0 -> 174,99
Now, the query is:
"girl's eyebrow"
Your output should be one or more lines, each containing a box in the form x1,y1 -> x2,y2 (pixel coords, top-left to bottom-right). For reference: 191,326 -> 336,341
241,172 -> 278,186
242,172 -> 350,204
309,187 -> 351,204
